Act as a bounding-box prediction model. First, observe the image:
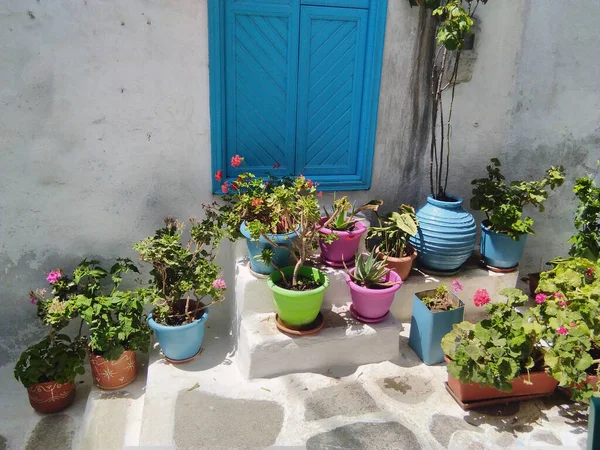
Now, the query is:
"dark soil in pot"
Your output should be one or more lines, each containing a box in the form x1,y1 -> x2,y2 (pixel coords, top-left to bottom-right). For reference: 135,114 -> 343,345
275,274 -> 322,291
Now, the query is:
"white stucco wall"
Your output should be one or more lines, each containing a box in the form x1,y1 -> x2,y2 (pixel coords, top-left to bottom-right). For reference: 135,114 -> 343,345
1,0 -> 598,365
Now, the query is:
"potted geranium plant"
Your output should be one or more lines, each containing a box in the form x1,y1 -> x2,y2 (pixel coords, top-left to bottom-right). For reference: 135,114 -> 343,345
34,259 -> 152,389
527,257 -> 600,402
16,267 -> 86,413
134,218 -> 226,363
441,288 -> 558,407
318,196 -> 382,267
367,204 -> 419,280
344,249 -> 403,323
408,280 -> 465,365
14,333 -> 86,414
470,158 -> 565,270
407,0 -> 492,273
568,168 -> 600,261
213,156 -> 298,275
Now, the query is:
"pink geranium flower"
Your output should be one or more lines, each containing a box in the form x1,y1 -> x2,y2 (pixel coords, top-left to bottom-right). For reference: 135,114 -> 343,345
46,270 -> 62,284
554,292 -> 563,299
451,280 -> 463,293
473,289 -> 491,307
535,293 -> 547,304
556,326 -> 568,335
558,301 -> 568,308
212,279 -> 226,290
221,182 -> 229,194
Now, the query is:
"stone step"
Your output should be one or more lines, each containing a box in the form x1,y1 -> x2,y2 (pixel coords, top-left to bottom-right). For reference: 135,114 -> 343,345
238,303 -> 402,379
235,256 -> 519,323
73,353 -> 149,450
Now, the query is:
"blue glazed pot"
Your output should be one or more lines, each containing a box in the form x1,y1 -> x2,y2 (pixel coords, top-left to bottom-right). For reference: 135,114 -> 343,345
480,221 -> 527,269
409,195 -> 476,273
240,222 -> 298,275
148,308 -> 209,362
408,291 -> 464,365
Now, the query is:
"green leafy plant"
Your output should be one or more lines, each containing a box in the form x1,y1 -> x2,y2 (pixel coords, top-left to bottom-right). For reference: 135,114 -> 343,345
407,0 -> 490,200
367,204 -> 418,258
441,288 -> 544,392
526,257 -> 600,402
134,218 -> 226,326
569,166 -> 600,260
470,158 -> 565,239
34,259 -> 152,361
14,333 -> 86,388
419,280 -> 463,311
346,249 -> 401,289
323,196 -> 382,232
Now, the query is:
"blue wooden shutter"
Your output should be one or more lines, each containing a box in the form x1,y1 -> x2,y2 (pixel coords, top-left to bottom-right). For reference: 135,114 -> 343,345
224,0 -> 300,179
295,6 -> 369,184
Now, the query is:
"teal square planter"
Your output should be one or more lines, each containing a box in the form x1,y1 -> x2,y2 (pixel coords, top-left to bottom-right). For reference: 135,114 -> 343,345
408,291 -> 464,365
588,397 -> 600,450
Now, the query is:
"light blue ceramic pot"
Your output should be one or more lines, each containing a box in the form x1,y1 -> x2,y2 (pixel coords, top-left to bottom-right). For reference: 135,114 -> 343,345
409,195 -> 476,273
148,308 -> 209,362
240,222 -> 298,275
408,291 -> 464,365
480,221 -> 527,269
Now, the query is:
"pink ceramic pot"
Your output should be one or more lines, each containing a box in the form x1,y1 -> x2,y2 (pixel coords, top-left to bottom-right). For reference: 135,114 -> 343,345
318,218 -> 367,267
345,269 -> 402,320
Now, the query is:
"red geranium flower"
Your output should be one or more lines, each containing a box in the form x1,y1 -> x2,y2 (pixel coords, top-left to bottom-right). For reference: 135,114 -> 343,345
252,198 -> 262,207
221,182 -> 229,194
231,155 -> 243,167
214,170 -> 223,182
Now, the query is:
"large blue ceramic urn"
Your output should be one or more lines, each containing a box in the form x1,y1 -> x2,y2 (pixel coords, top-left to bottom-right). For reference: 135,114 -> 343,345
409,195 -> 476,273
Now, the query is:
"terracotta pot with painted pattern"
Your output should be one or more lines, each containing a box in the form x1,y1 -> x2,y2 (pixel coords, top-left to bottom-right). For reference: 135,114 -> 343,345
89,350 -> 137,390
27,381 -> 76,414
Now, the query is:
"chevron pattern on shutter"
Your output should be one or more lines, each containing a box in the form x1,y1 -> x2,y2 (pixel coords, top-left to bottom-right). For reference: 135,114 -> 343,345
295,6 -> 368,176
225,3 -> 299,177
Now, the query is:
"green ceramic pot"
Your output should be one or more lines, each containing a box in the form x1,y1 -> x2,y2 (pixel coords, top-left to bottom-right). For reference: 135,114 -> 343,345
267,266 -> 329,327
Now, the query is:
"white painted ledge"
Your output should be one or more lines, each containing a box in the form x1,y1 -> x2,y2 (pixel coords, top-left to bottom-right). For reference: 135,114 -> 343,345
238,304 -> 402,379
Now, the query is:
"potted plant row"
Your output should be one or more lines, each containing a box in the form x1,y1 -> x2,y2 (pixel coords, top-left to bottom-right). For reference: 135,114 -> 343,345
213,157 -> 388,334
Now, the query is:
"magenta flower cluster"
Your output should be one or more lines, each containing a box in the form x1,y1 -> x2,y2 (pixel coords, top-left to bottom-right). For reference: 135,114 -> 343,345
46,270 -> 62,284
451,280 -> 463,294
212,279 -> 227,290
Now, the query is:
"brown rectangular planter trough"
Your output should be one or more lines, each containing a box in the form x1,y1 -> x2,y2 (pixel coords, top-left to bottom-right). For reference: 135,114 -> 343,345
446,370 -> 558,409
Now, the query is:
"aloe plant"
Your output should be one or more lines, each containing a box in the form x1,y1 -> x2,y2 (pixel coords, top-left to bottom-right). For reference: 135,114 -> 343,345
347,249 -> 400,289
323,196 -> 382,232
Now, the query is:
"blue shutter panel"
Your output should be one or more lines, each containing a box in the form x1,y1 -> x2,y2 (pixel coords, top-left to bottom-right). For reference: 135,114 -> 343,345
224,1 -> 300,178
295,6 -> 368,178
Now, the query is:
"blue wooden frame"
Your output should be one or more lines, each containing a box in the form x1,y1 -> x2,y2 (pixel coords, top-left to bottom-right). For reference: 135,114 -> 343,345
208,0 -> 389,193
